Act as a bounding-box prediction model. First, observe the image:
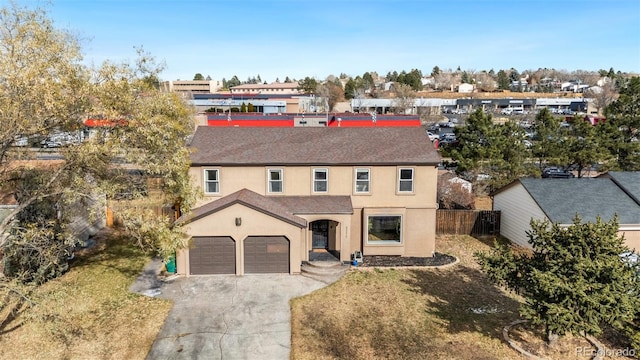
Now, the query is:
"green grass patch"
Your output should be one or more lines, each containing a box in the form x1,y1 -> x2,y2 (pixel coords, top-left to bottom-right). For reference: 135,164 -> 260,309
0,229 -> 172,359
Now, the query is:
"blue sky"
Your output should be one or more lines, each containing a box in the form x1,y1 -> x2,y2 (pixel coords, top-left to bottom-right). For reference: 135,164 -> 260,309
13,0 -> 640,82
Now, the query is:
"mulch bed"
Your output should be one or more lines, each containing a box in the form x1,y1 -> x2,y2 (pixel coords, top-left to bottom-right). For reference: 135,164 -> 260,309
359,252 -> 457,267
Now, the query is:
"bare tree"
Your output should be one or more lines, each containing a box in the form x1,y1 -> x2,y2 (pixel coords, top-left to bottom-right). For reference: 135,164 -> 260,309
475,72 -> 497,92
434,72 -> 457,91
437,176 -> 475,209
572,70 -> 600,86
315,81 -> 344,112
585,81 -> 619,115
391,83 -> 416,114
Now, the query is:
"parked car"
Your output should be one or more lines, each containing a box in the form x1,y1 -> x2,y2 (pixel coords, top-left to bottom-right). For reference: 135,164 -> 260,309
426,131 -> 438,141
12,136 -> 29,147
501,108 -> 513,115
439,133 -> 456,141
41,139 -> 63,148
542,167 -> 575,178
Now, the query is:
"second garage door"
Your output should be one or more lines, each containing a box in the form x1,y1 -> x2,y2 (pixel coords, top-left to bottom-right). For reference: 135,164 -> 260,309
244,236 -> 289,273
190,236 -> 236,275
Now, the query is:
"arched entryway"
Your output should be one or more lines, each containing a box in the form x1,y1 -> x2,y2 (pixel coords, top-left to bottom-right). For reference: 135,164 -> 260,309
310,219 -> 341,260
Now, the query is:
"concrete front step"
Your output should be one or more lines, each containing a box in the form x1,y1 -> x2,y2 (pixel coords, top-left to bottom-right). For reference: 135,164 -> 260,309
301,262 -> 350,284
304,260 -> 344,268
301,264 -> 349,276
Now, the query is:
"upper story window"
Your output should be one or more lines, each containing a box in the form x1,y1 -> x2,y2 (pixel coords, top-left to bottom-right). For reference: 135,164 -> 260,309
268,169 -> 283,193
398,168 -> 414,192
355,168 -> 370,193
204,169 -> 220,194
313,168 -> 328,193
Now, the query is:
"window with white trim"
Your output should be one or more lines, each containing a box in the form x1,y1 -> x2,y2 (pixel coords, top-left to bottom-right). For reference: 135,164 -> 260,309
313,168 -> 328,193
355,168 -> 370,193
204,169 -> 219,194
398,168 -> 414,192
367,215 -> 402,244
268,169 -> 283,193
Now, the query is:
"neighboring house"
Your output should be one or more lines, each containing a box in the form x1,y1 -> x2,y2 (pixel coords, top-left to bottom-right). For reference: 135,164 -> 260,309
175,126 -> 441,275
492,174 -> 640,250
230,82 -> 300,95
457,83 -> 474,93
160,80 -> 223,96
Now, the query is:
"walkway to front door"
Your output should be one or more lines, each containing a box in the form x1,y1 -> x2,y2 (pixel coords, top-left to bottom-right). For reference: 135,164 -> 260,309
311,220 -> 328,249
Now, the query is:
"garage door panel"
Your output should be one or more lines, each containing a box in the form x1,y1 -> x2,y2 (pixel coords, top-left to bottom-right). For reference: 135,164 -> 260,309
190,236 -> 236,274
244,236 -> 289,274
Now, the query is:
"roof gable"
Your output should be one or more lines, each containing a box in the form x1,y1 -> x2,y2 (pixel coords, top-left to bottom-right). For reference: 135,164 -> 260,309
189,126 -> 440,166
178,189 -> 307,228
604,172 -> 640,205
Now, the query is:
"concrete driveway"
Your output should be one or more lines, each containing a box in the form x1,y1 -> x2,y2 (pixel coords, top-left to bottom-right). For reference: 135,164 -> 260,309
145,274 -> 326,360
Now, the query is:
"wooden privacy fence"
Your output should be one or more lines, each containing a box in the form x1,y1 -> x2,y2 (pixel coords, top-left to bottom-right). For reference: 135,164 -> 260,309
436,210 -> 501,236
106,202 -> 178,227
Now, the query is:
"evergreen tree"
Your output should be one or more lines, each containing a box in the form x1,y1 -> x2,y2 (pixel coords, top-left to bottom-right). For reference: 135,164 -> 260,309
247,103 -> 255,112
362,72 -> 374,91
227,75 -> 241,88
451,109 -> 530,192
509,68 -> 520,82
193,73 -> 204,80
240,102 -> 247,112
563,116 -> 605,177
497,70 -> 510,90
603,76 -> 640,170
461,71 -> 470,84
476,216 -> 639,346
344,78 -> 357,100
431,66 -> 441,77
297,77 -> 318,94
530,108 -> 564,170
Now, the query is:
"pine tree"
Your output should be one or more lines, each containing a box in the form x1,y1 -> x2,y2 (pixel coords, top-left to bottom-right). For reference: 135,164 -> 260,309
497,70 -> 510,90
476,216 -> 639,346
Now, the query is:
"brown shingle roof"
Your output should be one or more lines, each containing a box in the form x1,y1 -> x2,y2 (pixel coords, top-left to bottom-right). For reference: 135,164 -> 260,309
272,196 -> 353,215
178,189 -> 308,228
189,126 -> 440,166
178,190 -> 354,227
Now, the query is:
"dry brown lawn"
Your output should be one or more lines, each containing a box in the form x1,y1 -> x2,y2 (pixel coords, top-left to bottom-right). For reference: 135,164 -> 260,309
291,235 -> 634,360
0,229 -> 172,359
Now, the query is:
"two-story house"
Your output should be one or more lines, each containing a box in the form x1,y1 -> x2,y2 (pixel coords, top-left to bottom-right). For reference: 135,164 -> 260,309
175,126 -> 440,275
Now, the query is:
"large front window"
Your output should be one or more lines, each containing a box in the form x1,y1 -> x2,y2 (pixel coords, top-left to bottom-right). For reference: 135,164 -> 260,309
204,169 -> 219,194
313,168 -> 328,193
268,169 -> 283,193
355,168 -> 370,193
398,168 -> 414,192
367,215 -> 401,244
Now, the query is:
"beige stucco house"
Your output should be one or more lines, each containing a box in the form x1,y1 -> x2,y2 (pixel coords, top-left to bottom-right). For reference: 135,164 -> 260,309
176,126 -> 441,275
493,172 -> 640,251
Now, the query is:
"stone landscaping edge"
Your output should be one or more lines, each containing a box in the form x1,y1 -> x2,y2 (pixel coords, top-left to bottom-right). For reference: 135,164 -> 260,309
351,255 -> 460,271
503,319 -> 605,360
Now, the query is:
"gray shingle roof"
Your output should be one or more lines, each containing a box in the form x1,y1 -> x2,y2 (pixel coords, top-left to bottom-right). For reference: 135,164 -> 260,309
605,171 -> 640,205
189,126 -> 440,166
519,177 -> 640,225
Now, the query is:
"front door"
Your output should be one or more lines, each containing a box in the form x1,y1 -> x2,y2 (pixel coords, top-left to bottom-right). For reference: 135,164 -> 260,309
311,220 -> 329,249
